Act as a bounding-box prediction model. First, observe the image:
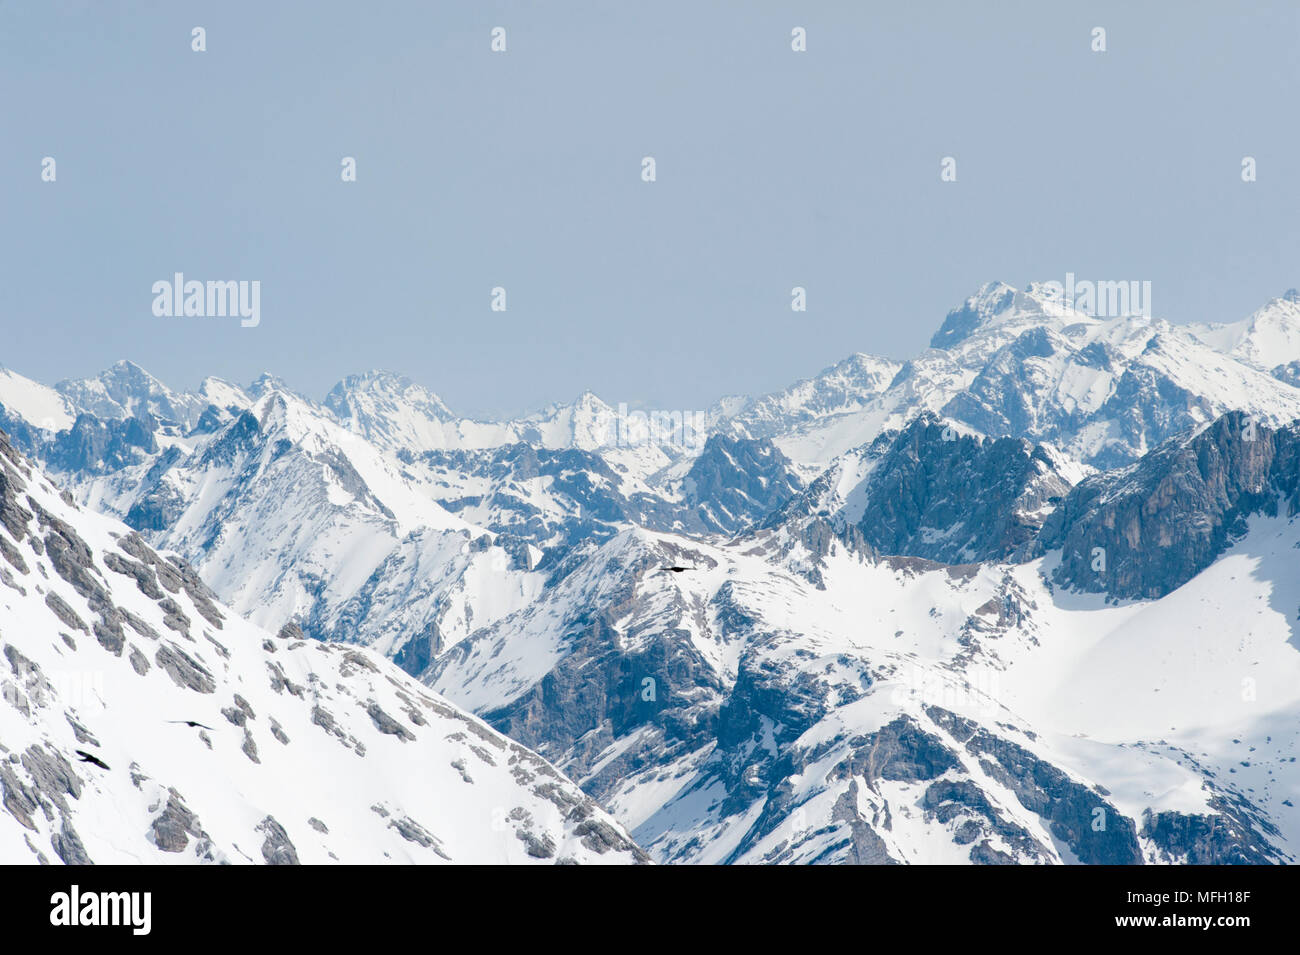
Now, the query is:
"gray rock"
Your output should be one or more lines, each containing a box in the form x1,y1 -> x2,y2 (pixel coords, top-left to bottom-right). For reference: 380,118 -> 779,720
267,661 -> 304,697
44,591 -> 87,633
679,434 -> 804,535
0,532 -> 28,574
1142,794 -> 1287,864
776,413 -> 1075,564
102,551 -> 164,600
150,789 -> 205,853
366,701 -> 415,741
64,713 -> 99,745
256,815 -> 299,865
128,645 -> 150,675
277,621 -> 306,642
387,816 -> 448,858
154,643 -> 216,694
517,829 -> 556,859
92,611 -> 125,656
1038,412 -> 1300,600
51,819 -> 92,865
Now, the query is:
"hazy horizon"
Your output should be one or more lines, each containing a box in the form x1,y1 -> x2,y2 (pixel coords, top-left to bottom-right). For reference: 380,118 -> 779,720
3,274 -> 1298,421
4,1 -> 1297,418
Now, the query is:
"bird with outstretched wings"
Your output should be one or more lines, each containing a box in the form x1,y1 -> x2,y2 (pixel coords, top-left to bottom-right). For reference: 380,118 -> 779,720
74,750 -> 110,770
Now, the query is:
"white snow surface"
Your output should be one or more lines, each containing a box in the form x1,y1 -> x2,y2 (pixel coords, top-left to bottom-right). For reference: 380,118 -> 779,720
0,367 -> 76,431
0,439 -> 645,865
434,518 -> 1300,864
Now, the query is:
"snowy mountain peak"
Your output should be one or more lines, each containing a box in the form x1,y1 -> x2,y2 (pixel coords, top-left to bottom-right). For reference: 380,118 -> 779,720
510,392 -> 619,452
55,360 -> 207,430
930,281 -> 1114,352
0,366 -> 76,432
326,370 -> 454,418
930,281 -> 1092,353
0,428 -> 647,865
247,373 -> 296,400
251,390 -> 299,438
1188,290 -> 1300,371
323,370 -> 458,451
712,351 -> 903,448
563,391 -> 617,445
199,375 -> 250,401
572,389 -> 606,410
971,279 -> 1019,307
929,281 -> 1030,349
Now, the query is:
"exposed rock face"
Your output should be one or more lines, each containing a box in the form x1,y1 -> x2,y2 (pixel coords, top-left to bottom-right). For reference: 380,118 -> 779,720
1273,360 -> 1300,389
1084,362 -> 1212,470
55,360 -> 211,430
678,434 -> 804,534
150,789 -> 211,855
1038,412 -> 1300,599
388,815 -> 445,856
256,815 -> 299,865
1142,795 -> 1288,865
276,621 -> 306,642
941,325 -> 1061,437
930,283 -> 1017,349
0,426 -> 650,866
414,434 -> 803,563
853,417 -> 1075,563
924,707 -> 1142,865
155,643 -> 217,694
50,820 -> 92,865
773,414 -> 1077,564
366,701 -> 415,741
481,604 -> 725,799
417,443 -> 654,557
434,513 -> 1299,866
44,414 -> 158,475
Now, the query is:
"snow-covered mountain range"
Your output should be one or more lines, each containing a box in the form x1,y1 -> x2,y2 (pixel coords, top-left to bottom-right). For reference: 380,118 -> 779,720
0,429 -> 646,864
3,280 -> 1300,864
431,513 -> 1300,864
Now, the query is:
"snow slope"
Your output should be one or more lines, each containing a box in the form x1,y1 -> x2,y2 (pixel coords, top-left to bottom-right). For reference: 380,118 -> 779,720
4,280 -> 1300,867
0,430 -> 646,865
763,283 -> 1300,469
1189,290 -> 1300,372
432,515 -> 1300,864
63,389 -> 545,670
0,367 -> 76,432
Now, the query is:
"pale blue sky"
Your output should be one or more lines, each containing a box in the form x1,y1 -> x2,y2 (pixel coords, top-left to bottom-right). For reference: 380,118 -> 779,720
2,1 -> 1297,417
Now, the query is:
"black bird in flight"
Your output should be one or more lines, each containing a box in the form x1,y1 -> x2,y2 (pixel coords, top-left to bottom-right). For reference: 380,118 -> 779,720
75,750 -> 110,770
167,720 -> 215,730
659,566 -> 695,573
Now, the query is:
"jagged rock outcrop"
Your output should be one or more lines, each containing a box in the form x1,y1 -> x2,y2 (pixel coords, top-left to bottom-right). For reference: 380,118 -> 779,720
0,427 -> 649,865
772,414 -> 1077,564
1038,412 -> 1300,599
679,434 -> 803,534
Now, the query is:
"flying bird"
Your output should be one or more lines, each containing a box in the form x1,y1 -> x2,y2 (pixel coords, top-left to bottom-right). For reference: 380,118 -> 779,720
75,750 -> 110,770
659,566 -> 695,573
167,720 -> 215,730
